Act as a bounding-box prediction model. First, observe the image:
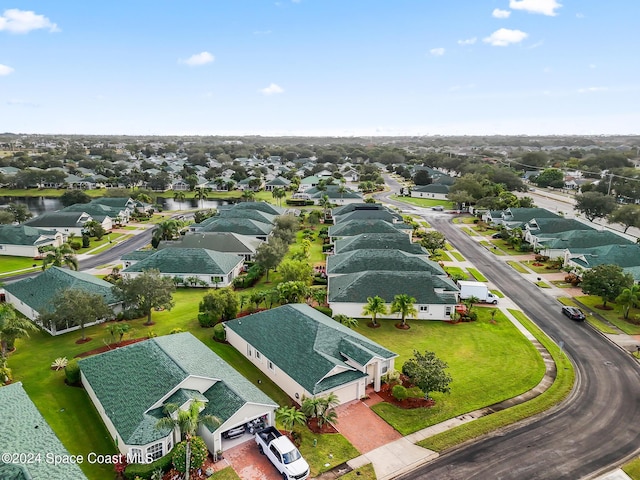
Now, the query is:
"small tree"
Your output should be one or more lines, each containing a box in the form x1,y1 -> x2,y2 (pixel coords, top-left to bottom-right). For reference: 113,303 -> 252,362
402,350 -> 452,400
581,264 -> 634,308
333,314 -> 358,329
42,289 -> 112,340
255,238 -> 288,281
616,285 -> 640,320
420,231 -> 446,255
41,244 -> 79,271
575,192 -> 618,222
0,304 -> 38,356
362,295 -> 387,327
114,269 -> 176,325
276,406 -> 307,435
390,294 -> 417,328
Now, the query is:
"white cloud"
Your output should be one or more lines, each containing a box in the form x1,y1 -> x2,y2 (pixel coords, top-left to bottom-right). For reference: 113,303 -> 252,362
509,0 -> 562,16
578,86 -> 608,94
492,8 -> 511,18
429,47 -> 445,56
181,51 -> 215,66
457,37 -> 477,46
0,9 -> 59,34
589,64 -> 596,69
483,28 -> 528,46
0,63 -> 14,76
260,83 -> 284,95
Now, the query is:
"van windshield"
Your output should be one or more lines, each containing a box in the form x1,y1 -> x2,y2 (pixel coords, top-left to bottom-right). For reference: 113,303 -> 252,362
283,449 -> 301,464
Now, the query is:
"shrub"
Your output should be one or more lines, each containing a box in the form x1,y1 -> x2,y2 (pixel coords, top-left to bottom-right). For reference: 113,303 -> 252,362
172,438 -> 208,474
65,359 -> 81,385
82,235 -> 90,248
392,385 -> 408,401
169,328 -> 183,335
406,386 -> 425,399
313,306 -> 333,317
69,241 -> 82,251
213,323 -> 226,342
51,357 -> 68,370
197,313 -> 216,328
382,369 -> 401,387
124,453 -> 173,480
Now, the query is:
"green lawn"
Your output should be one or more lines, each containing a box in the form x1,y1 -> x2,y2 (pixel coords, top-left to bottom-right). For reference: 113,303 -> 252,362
490,289 -> 504,298
74,233 -> 125,254
507,261 -> 530,274
431,250 -> 451,262
535,281 -> 551,288
88,235 -> 133,255
0,255 -> 42,275
0,188 -> 108,197
341,464 -> 376,480
444,266 -> 468,280
462,227 -> 478,236
366,309 -> 545,435
623,457 -> 640,480
449,251 -> 465,262
467,267 -> 487,282
489,239 -> 528,256
419,309 -> 574,451
390,195 -> 455,209
522,260 -> 562,274
209,467 -> 242,480
481,241 -> 506,256
575,296 -> 640,335
297,429 -> 360,476
550,280 -> 574,288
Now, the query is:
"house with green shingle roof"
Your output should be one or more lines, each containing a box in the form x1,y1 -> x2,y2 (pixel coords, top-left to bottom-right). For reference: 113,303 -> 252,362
410,183 -> 450,200
217,201 -> 285,216
537,229 -> 634,258
225,304 -> 397,404
80,332 -> 277,463
332,208 -> 403,225
334,232 -> 428,256
195,218 -> 274,241
158,232 -> 263,261
565,244 -> 640,281
264,176 -> 291,191
0,224 -> 63,257
121,248 -> 244,287
328,219 -> 412,242
523,218 -> 594,246
4,267 -> 122,335
305,185 -> 363,205
327,249 -> 445,277
23,211 -> 93,238
328,271 -> 459,321
0,382 -> 88,480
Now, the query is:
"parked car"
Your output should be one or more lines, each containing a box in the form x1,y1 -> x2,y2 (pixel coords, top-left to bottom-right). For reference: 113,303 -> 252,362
432,205 -> 444,211
222,425 -> 246,439
562,306 -> 585,321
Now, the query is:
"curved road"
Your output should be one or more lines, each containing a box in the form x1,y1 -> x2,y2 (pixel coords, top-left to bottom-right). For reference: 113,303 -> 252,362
377,178 -> 640,479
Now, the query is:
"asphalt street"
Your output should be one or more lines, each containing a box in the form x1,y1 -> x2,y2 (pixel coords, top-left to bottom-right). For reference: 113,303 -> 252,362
377,177 -> 640,479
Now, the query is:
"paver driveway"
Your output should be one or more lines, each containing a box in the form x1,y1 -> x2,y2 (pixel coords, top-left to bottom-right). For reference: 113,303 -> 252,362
223,440 -> 282,480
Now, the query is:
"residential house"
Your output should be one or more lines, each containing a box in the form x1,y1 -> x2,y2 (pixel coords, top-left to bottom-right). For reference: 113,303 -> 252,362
537,229 -> 635,259
59,203 -> 117,231
4,267 -> 122,335
328,219 -> 413,242
298,175 -> 321,191
305,185 -> 363,206
0,382 -> 88,480
225,304 -> 398,405
328,270 -> 459,321
327,249 -> 446,277
410,183 -> 450,200
333,232 -> 428,256
121,248 -> 244,287
158,232 -> 263,261
523,218 -> 594,246
121,249 -> 156,269
190,218 -> 274,241
23,211 -> 94,238
80,333 -> 278,463
332,207 -> 403,225
264,176 -> 291,192
566,244 -> 640,282
0,224 -> 63,257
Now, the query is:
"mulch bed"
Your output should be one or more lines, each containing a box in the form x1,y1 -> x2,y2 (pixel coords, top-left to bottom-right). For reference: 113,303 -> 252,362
595,305 -> 614,310
377,375 -> 435,409
307,417 -> 338,434
75,338 -> 148,358
74,337 -> 92,345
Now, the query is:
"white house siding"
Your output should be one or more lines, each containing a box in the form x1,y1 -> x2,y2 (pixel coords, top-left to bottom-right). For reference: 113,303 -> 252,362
202,403 -> 276,453
124,266 -> 241,288
0,244 -> 39,257
329,302 -> 454,321
5,291 -> 39,321
320,380 -> 363,405
410,191 -> 448,200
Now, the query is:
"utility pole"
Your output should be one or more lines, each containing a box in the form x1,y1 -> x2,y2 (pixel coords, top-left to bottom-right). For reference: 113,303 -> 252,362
607,173 -> 614,196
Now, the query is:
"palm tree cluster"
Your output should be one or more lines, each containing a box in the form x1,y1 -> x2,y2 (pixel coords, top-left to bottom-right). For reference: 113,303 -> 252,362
300,393 -> 339,430
362,294 -> 418,328
41,243 -> 79,271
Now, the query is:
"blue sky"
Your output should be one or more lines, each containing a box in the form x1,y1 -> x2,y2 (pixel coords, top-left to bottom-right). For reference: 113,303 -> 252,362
1,0 -> 638,136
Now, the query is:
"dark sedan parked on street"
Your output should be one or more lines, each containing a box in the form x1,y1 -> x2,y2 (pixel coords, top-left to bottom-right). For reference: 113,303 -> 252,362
562,306 -> 586,321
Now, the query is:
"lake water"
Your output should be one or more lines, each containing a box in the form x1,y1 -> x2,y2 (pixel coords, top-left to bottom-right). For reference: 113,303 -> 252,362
0,196 -> 231,216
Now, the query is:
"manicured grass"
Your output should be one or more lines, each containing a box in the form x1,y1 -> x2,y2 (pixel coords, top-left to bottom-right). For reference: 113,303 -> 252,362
430,250 -> 451,262
507,261 -> 530,274
481,241 -> 506,256
490,289 -> 504,298
119,225 -> 139,231
535,281 -> 551,288
390,195 -> 455,209
623,457 -> 640,480
367,310 -> 545,435
443,266 -> 468,280
458,216 -> 479,224
88,235 -> 133,255
444,242 -> 454,251
467,267 -> 487,282
419,309 -> 574,452
522,260 -> 562,274
0,255 -> 42,275
74,233 -> 125,254
209,467 -> 242,479
449,251 -> 465,262
558,297 -> 619,333
489,239 -> 528,256
462,227 -> 478,236
297,429 -> 360,476
341,463 -> 376,480
575,296 -> 640,335
550,280 -> 574,288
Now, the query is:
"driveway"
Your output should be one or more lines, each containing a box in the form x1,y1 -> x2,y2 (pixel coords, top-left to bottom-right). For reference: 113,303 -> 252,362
223,440 -> 282,480
333,394 -> 402,454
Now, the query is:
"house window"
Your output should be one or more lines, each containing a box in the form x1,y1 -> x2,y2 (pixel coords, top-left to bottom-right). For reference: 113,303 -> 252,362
247,345 -> 253,357
268,360 -> 274,372
129,448 -> 143,463
211,276 -> 223,283
381,365 -> 388,374
166,437 -> 173,452
0,245 -> 4,250
419,306 -> 429,312
445,307 -> 452,315
255,351 -> 262,361
147,442 -> 163,461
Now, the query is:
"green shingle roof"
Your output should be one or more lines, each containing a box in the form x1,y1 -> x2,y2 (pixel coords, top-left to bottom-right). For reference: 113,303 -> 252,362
331,203 -> 387,216
121,249 -> 157,261
307,185 -> 362,200
91,197 -> 134,208
122,248 -> 242,275
218,208 -> 276,224
61,202 -> 122,220
217,201 -> 285,216
0,225 -> 58,246
225,304 -> 396,395
0,382 -> 88,480
265,177 -> 291,186
79,333 -> 276,446
4,267 -> 119,315
539,229 -> 634,250
569,244 -> 640,270
504,208 -> 560,222
24,211 -> 89,228
327,249 -> 445,275
329,219 -> 412,238
334,232 -> 427,255
333,209 -> 401,224
328,271 -> 458,304
527,218 -> 594,235
198,218 -> 274,236
412,184 -> 450,194
159,232 -> 263,254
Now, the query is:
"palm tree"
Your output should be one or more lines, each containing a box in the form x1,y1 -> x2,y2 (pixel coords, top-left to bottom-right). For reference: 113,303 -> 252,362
333,314 -> 358,329
156,400 -> 220,479
276,406 -> 307,435
390,294 -> 418,328
616,285 -> 640,320
136,193 -> 153,204
272,187 -> 286,206
362,295 -> 387,327
241,189 -> 256,202
173,190 -> 186,210
0,304 -> 38,356
41,244 -> 79,271
194,187 -> 208,209
319,194 -> 331,220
